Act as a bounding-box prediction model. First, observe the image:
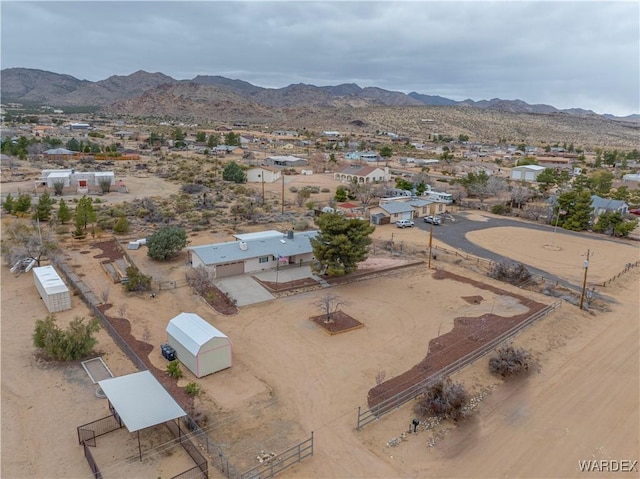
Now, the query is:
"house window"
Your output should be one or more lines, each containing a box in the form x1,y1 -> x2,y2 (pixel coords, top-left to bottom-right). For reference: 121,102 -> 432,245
259,256 -> 269,264
394,213 -> 398,218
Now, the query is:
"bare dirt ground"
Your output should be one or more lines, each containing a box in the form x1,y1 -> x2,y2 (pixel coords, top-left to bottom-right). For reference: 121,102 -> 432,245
1,220 -> 638,478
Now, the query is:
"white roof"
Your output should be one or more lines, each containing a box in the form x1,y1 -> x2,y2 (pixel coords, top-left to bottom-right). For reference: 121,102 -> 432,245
47,171 -> 71,179
32,265 -> 69,295
233,230 -> 284,241
513,165 -> 546,171
166,313 -> 228,356
93,171 -> 115,177
98,371 -> 186,432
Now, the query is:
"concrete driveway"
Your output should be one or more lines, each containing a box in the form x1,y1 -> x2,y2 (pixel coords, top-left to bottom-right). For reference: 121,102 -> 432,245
214,275 -> 274,307
214,266 -> 320,307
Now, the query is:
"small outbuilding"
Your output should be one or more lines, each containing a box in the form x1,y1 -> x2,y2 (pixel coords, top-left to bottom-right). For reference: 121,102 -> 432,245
32,265 -> 72,313
510,165 -> 546,182
166,313 -> 232,378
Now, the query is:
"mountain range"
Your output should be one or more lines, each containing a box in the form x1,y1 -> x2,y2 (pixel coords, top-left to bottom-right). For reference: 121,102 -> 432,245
2,68 -> 639,122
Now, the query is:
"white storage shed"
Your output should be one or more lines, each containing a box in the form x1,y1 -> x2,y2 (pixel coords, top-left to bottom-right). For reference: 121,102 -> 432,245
166,313 -> 232,378
32,265 -> 72,313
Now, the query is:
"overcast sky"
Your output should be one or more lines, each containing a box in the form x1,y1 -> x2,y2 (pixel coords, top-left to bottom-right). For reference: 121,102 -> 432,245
2,1 -> 639,115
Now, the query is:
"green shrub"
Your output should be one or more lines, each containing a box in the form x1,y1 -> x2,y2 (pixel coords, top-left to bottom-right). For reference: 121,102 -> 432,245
33,314 -> 101,361
289,186 -> 299,193
125,265 -> 152,292
490,204 -> 512,215
166,360 -> 183,379
113,216 -> 129,234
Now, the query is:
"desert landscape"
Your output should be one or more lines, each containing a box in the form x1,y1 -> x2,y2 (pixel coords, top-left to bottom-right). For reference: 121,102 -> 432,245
2,206 -> 638,479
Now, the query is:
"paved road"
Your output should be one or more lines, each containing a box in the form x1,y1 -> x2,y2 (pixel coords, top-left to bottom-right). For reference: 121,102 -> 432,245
416,212 -> 624,293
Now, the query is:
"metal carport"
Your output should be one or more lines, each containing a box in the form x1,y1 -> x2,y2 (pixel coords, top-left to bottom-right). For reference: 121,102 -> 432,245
98,371 -> 186,460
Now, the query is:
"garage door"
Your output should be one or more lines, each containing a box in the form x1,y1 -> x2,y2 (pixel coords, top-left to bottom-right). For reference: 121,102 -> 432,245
215,262 -> 245,278
401,212 -> 412,220
524,171 -> 535,181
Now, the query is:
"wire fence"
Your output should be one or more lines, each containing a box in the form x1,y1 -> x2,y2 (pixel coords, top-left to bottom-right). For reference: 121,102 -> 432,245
601,260 -> 640,287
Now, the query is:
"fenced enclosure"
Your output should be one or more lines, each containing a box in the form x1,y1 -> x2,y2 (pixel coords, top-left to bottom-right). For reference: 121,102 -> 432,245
356,300 -> 561,430
77,414 -> 123,446
83,441 -> 102,479
239,432 -> 314,479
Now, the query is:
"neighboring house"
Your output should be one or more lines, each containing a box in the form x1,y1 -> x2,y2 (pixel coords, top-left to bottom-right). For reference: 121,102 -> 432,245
272,130 -> 299,137
380,196 -> 447,218
69,122 -> 91,130
590,195 -> 629,217
335,202 -> 366,218
344,151 -> 380,162
37,169 -> 115,193
188,230 -> 318,279
334,165 -> 390,183
43,148 -> 76,161
114,130 -> 135,139
246,166 -> 281,183
623,173 -> 640,183
322,131 -> 340,137
264,155 -> 308,167
213,145 -> 243,155
368,201 -> 415,225
510,165 -> 546,182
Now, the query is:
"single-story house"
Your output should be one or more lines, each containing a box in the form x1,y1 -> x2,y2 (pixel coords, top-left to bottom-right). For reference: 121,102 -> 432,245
510,165 -> 547,182
334,165 -> 390,183
246,166 -> 281,183
43,148 -> 76,161
166,313 -> 232,378
213,145 -> 243,155
188,230 -> 318,278
591,195 -> 629,217
264,155 -> 308,167
344,151 -> 380,162
623,173 -> 640,183
37,169 -> 115,192
322,131 -> 340,137
368,201 -> 415,225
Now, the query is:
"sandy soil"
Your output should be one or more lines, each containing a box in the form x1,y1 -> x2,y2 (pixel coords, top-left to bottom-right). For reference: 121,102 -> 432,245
1,219 -> 638,478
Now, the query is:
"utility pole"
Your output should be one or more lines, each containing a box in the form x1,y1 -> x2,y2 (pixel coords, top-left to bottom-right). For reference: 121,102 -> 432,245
261,172 -> 265,206
428,204 -> 436,268
579,249 -> 591,310
281,173 -> 285,214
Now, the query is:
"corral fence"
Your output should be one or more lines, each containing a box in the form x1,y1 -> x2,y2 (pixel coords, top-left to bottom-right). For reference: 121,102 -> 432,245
356,300 -> 561,430
166,420 -> 208,479
77,414 -> 123,446
601,260 -> 640,287
83,441 -> 102,479
239,431 -> 314,479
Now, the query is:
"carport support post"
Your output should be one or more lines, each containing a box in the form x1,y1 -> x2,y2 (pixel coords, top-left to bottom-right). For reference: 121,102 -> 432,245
138,430 -> 142,461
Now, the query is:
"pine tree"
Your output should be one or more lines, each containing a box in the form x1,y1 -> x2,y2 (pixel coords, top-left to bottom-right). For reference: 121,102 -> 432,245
2,193 -> 14,213
74,195 -> 96,230
33,192 -> 54,221
310,212 -> 375,276
57,199 -> 72,224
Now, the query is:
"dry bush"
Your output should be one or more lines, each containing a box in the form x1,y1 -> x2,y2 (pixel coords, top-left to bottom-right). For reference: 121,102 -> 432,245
413,377 -> 469,422
186,265 -> 214,295
489,344 -> 533,377
489,260 -> 531,285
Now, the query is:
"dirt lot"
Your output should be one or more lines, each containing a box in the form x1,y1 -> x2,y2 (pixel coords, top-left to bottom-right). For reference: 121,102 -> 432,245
1,218 -> 638,478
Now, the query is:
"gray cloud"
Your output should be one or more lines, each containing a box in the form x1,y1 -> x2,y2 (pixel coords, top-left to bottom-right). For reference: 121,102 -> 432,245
2,1 -> 638,115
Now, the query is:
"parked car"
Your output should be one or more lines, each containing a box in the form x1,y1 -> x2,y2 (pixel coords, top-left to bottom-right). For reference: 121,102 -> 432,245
424,215 -> 441,225
396,219 -> 415,228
